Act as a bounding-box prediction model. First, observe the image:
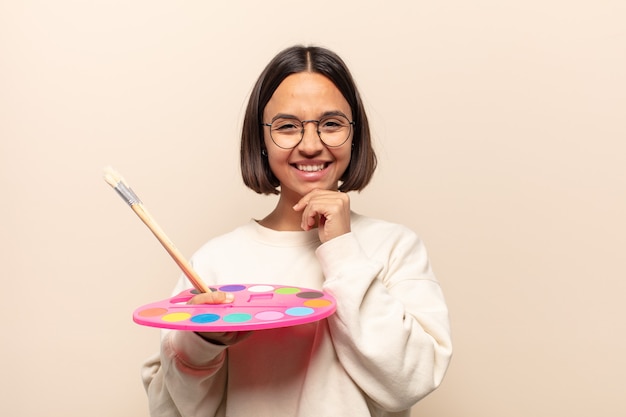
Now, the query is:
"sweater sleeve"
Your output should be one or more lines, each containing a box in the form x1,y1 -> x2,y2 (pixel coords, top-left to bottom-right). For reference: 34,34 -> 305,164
141,330 -> 233,417
317,229 -> 452,412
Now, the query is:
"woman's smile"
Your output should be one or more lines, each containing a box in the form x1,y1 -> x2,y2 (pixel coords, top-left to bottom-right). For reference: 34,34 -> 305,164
294,162 -> 328,172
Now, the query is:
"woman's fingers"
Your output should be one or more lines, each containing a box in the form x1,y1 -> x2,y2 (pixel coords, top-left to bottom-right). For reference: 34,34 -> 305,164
195,331 -> 253,345
293,189 -> 351,243
187,291 -> 235,305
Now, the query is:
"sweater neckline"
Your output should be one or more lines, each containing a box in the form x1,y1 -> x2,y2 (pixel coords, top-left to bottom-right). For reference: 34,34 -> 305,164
246,219 -> 321,247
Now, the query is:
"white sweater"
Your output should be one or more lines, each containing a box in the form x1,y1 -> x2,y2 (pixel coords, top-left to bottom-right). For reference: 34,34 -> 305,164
142,213 -> 452,417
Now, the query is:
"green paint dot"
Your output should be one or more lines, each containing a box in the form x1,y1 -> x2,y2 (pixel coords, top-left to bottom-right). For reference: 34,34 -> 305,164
223,313 -> 252,323
275,287 -> 300,294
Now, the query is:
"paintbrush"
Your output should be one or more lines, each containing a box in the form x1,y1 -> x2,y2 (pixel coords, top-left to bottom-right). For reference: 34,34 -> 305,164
103,166 -> 209,293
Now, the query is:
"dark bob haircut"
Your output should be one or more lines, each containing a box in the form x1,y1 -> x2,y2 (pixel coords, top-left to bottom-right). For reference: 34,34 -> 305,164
241,45 -> 377,195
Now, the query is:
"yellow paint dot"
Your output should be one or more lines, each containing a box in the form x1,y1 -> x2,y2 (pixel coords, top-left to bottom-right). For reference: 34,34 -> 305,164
162,312 -> 192,322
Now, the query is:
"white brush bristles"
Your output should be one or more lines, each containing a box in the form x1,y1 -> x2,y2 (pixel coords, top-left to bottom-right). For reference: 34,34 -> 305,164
103,166 -> 124,188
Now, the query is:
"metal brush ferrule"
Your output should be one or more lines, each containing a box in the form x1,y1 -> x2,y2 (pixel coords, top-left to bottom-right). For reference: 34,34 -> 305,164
114,183 -> 142,205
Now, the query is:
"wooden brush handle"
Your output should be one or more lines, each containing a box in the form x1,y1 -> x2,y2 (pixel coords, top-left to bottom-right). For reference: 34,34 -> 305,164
131,204 -> 209,293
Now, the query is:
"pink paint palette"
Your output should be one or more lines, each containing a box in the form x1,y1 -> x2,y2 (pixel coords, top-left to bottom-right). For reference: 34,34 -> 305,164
133,284 -> 337,331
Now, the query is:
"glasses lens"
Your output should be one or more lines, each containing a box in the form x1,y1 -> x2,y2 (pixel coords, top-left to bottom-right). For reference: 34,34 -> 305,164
269,118 -> 303,149
318,115 -> 352,147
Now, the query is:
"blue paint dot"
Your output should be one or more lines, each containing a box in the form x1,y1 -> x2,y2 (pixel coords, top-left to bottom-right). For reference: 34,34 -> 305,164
190,314 -> 220,323
285,307 -> 315,317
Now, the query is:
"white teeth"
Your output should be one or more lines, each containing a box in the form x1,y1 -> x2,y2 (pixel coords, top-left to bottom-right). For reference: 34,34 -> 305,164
296,164 -> 325,172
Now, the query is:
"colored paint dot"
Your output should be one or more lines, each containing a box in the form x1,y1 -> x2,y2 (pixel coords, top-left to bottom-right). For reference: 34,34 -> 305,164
190,289 -> 201,294
190,313 -> 220,324
248,285 -> 274,293
255,311 -> 284,321
296,291 -> 324,299
170,296 -> 191,304
138,308 -> 168,317
275,287 -> 300,294
304,299 -> 332,308
162,312 -> 192,322
223,313 -> 252,323
219,284 -> 247,292
285,307 -> 315,317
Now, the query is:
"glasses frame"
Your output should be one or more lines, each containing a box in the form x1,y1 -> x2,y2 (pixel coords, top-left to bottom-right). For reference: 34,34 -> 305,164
262,115 -> 355,149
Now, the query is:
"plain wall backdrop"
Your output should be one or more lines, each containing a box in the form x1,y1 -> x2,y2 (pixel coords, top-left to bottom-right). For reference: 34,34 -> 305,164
1,1 -> 624,416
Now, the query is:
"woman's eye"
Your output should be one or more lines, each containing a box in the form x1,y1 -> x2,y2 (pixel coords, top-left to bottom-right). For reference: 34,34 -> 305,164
321,119 -> 343,129
274,121 -> 300,132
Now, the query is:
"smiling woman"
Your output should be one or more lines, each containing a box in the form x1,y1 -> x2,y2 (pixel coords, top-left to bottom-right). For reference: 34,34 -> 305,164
140,45 -> 452,417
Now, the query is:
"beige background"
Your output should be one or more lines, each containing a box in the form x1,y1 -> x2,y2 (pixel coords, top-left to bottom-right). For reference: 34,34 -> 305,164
1,1 -> 624,416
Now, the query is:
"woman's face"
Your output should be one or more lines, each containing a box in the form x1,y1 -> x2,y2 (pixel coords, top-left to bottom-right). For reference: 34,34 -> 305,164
262,72 -> 353,202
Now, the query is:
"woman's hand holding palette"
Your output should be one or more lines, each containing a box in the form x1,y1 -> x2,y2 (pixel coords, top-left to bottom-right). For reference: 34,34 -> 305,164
134,284 -> 337,331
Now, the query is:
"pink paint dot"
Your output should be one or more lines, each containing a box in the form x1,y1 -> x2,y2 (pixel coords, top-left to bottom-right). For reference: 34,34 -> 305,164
255,311 -> 284,321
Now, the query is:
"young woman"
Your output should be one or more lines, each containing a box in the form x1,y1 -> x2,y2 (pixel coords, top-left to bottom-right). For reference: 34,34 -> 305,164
141,45 -> 452,417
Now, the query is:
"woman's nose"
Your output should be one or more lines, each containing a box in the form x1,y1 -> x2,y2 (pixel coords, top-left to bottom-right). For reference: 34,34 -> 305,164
298,121 -> 323,153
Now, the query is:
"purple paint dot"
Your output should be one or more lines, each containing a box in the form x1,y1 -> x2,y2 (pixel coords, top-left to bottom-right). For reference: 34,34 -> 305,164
219,284 -> 247,292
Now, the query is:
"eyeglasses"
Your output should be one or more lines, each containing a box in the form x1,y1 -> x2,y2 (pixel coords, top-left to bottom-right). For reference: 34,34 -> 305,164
262,114 -> 355,149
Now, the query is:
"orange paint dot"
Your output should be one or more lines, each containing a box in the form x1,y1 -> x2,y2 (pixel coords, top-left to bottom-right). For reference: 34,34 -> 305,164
303,299 -> 332,308
138,308 -> 168,317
